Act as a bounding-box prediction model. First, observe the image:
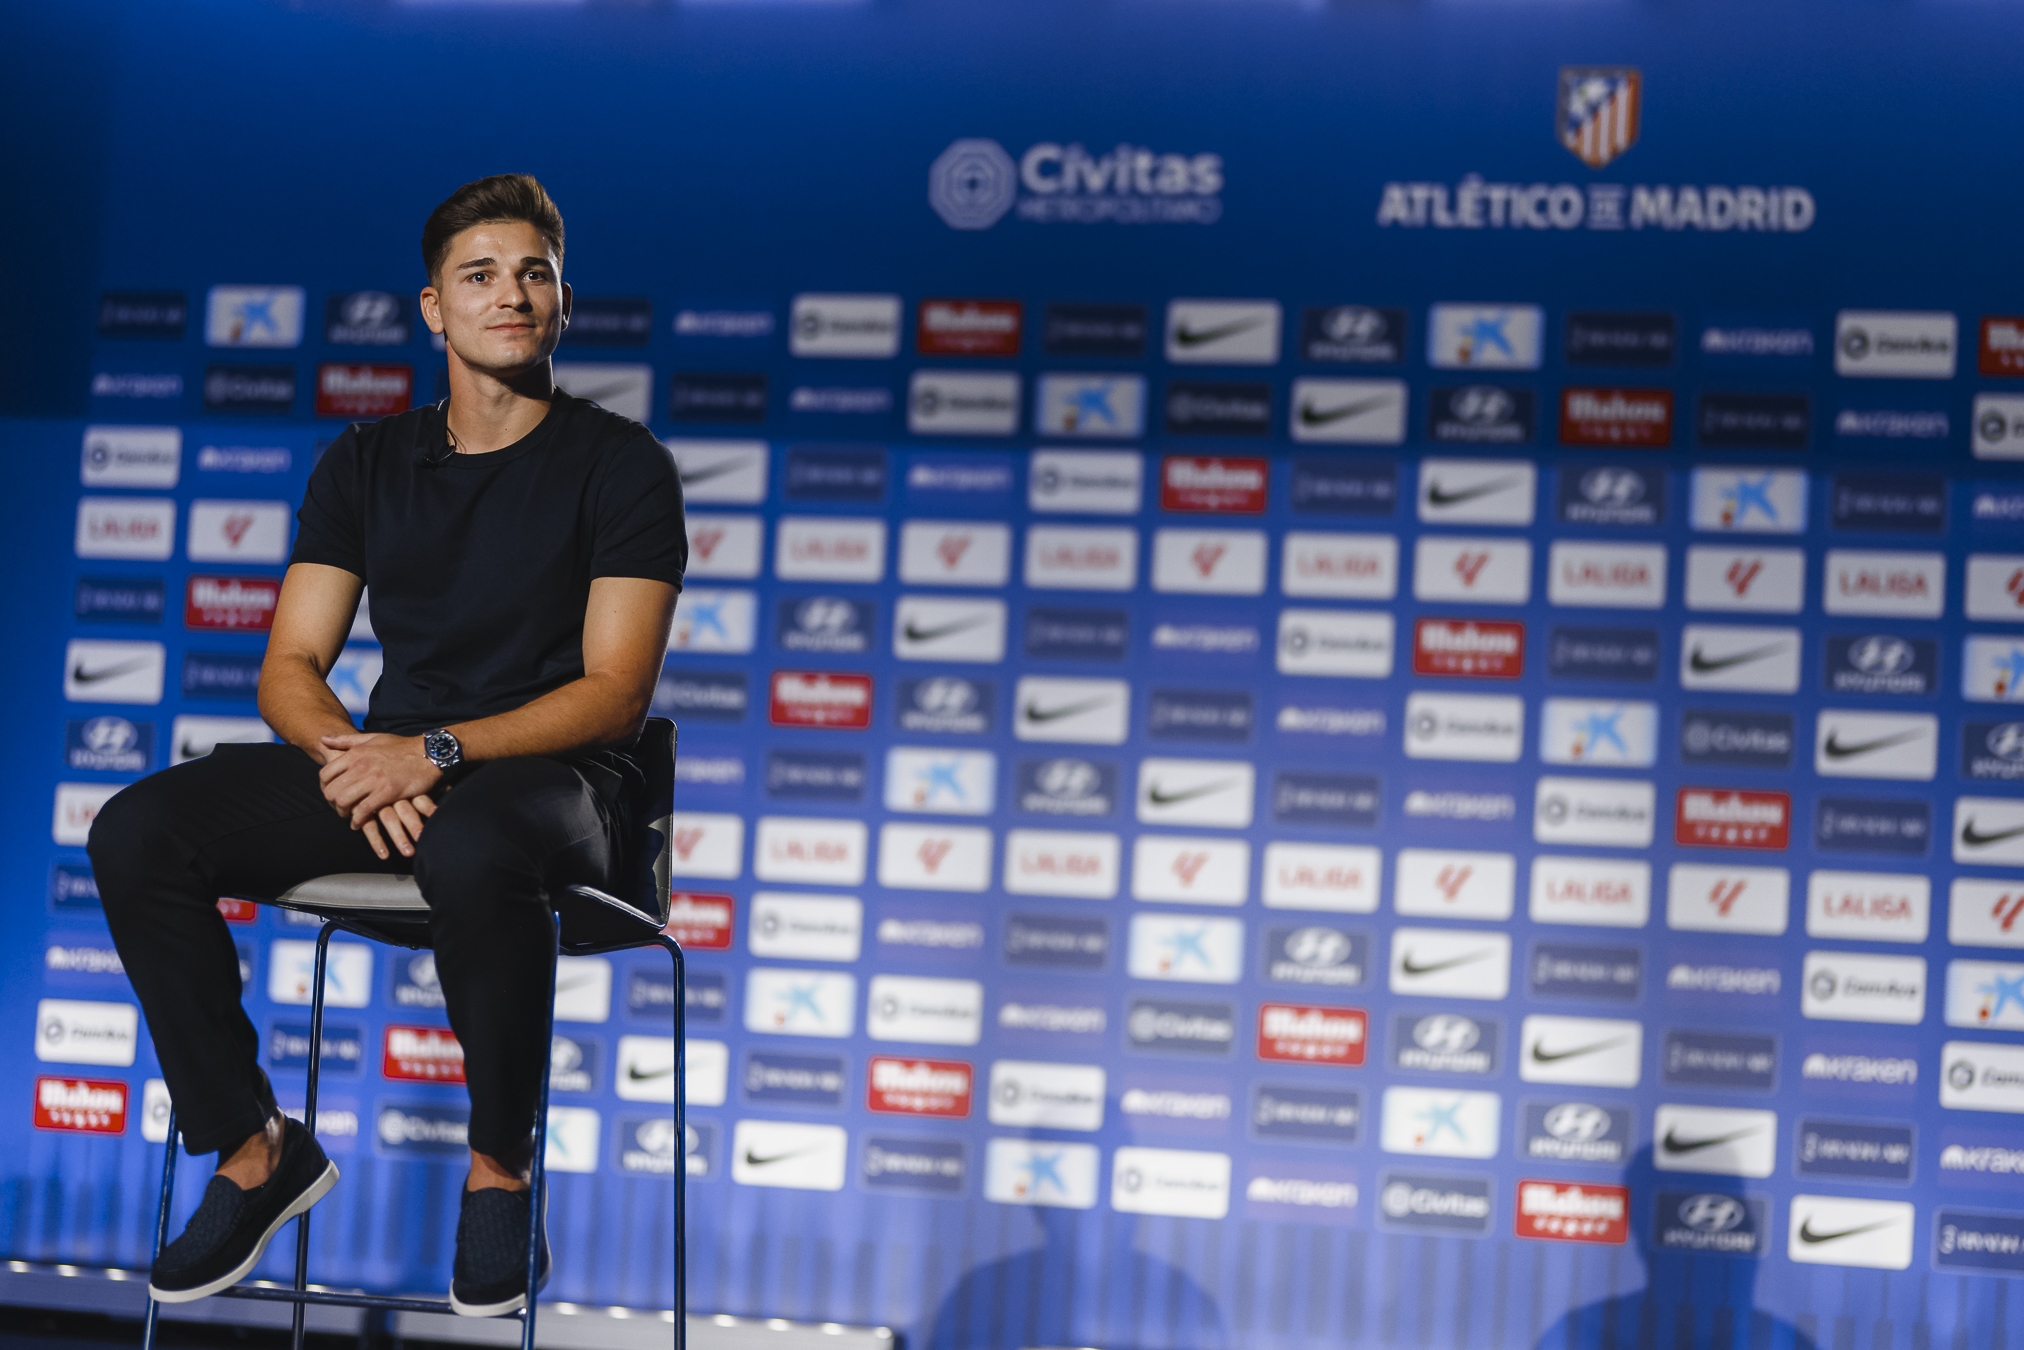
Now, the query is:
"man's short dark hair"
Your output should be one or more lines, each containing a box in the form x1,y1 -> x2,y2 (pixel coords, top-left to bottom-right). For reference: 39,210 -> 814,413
421,174 -> 565,284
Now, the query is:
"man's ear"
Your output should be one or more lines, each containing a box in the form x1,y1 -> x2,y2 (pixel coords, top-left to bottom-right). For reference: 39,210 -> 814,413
419,284 -> 444,335
559,280 -> 571,330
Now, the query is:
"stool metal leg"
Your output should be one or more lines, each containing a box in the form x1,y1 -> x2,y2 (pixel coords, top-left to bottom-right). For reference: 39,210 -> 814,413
521,910 -> 561,1350
287,922 -> 337,1350
657,936 -> 686,1350
141,1106 -> 180,1350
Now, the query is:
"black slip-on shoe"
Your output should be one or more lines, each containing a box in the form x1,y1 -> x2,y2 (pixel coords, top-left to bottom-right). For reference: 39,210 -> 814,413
148,1117 -> 339,1303
450,1185 -> 550,1317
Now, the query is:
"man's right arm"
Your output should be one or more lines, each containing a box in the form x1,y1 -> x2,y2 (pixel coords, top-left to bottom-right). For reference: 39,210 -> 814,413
258,562 -> 366,764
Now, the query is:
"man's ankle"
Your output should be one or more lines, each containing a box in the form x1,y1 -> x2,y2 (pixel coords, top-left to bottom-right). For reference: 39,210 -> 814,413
466,1144 -> 533,1193
216,1114 -> 284,1191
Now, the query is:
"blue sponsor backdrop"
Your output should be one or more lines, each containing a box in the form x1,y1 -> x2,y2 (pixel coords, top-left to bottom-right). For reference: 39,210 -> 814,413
5,1 -> 2024,1347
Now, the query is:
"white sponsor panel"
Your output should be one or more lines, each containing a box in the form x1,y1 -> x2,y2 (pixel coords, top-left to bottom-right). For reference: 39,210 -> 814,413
1388,928 -> 1511,1000
1135,758 -> 1255,828
747,893 -> 863,962
1966,556 -> 2024,623
884,748 -> 997,816
1413,537 -> 1532,604
267,940 -> 374,1009
682,515 -> 764,579
790,293 -> 901,358
205,284 -> 304,347
866,975 -> 985,1046
34,1000 -> 138,1067
1028,448 -> 1143,512
616,1036 -> 681,1103
1290,378 -> 1407,444
775,516 -> 886,583
1963,638 -> 2024,703
743,969 -> 857,1039
553,362 -> 652,422
667,812 -> 747,880
1034,377 -> 1148,441
1277,608 -> 1395,677
665,440 -> 769,504
1834,309 -> 1957,379
1152,529 -> 1268,596
64,639 -> 166,705
543,1107 -> 601,1175
1128,914 -> 1244,984
1519,1015 -> 1643,1087
1529,857 -> 1652,929
1802,952 -> 1927,1025
553,957 -> 612,1023
141,1080 -> 172,1144
1280,532 -> 1398,600
1538,699 -> 1658,768
51,784 -> 118,847
1946,960 -> 2024,1031
1957,798 -> 2024,866
731,1121 -> 849,1191
898,521 -> 1012,587
1684,546 -> 1805,613
668,588 -> 756,654
984,1138 -> 1100,1209
892,596 -> 1007,664
752,816 -> 863,885
187,500 -> 290,563
1942,1040 -> 2024,1113
1427,305 -> 1543,370
987,1061 -> 1106,1131
1111,1148 -> 1233,1219
1690,469 -> 1808,534
877,823 -> 993,892
1821,550 -> 1945,619
1023,524 -> 1138,591
81,426 -> 180,487
1261,842 -> 1382,913
1814,711 -> 1938,781
684,1039 -> 729,1107
1667,864 -> 1791,936
1013,676 -> 1130,744
1973,394 -> 2024,461
908,371 -> 1020,435
1533,777 -> 1656,848
1806,871 -> 1931,943
1787,1196 -> 1915,1270
170,715 -> 273,764
1131,836 -> 1251,906
1165,299 -> 1282,365
1404,692 -> 1524,763
1949,879 -> 2024,950
1380,1088 -> 1501,1159
1679,625 -> 1803,693
1653,1105 -> 1777,1178
1003,829 -> 1121,899
1417,458 -> 1537,525
1547,542 -> 1668,609
75,497 -> 175,560
1393,849 -> 1516,921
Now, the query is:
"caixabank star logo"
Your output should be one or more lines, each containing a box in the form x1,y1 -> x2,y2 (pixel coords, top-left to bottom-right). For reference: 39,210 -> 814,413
1559,67 -> 1641,169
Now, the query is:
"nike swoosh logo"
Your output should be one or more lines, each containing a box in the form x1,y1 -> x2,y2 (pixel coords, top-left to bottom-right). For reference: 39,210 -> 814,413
71,658 -> 154,685
743,1146 -> 818,1168
1661,1125 -> 1760,1155
1529,1036 -> 1630,1064
1022,697 -> 1110,724
1298,395 -> 1393,427
1797,1218 -> 1894,1245
1145,779 -> 1236,807
1823,729 -> 1924,760
626,1063 -> 676,1081
680,459 -> 744,487
1687,643 -> 1786,674
1174,317 -> 1266,348
1961,819 -> 2024,848
1425,477 -> 1520,507
903,616 -> 990,643
1399,950 -> 1490,977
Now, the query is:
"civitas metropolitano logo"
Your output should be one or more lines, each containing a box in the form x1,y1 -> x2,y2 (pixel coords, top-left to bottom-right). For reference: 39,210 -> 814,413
928,138 -> 1224,230
1376,68 -> 1815,235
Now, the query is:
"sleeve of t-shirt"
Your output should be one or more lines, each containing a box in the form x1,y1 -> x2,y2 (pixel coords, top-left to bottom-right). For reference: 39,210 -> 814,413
588,431 -> 689,589
287,425 -> 367,577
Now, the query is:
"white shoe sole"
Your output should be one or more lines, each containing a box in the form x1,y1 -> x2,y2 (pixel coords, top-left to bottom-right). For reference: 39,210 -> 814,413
148,1160 -> 340,1304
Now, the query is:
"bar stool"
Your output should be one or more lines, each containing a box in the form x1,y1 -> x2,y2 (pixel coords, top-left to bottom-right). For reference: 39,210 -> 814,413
141,718 -> 687,1350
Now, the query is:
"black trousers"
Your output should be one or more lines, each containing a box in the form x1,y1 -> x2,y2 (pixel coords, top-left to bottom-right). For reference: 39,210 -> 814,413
87,742 -> 623,1158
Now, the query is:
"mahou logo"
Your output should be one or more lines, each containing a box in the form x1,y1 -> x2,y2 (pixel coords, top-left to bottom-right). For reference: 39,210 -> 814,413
1413,619 -> 1525,679
1515,1180 -> 1629,1244
1161,456 -> 1268,514
1559,388 -> 1673,447
866,1056 -> 974,1117
315,362 -> 412,418
184,575 -> 280,631
1675,788 -> 1791,850
383,1025 -> 466,1082
34,1076 -> 128,1133
769,671 -> 873,729
1256,1002 -> 1367,1065
665,892 -> 735,950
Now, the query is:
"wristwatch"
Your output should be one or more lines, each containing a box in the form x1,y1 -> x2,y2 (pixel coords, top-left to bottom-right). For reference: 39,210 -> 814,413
422,728 -> 463,773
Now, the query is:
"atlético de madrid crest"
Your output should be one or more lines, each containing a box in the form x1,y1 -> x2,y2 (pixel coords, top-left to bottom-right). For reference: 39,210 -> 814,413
1558,67 -> 1641,169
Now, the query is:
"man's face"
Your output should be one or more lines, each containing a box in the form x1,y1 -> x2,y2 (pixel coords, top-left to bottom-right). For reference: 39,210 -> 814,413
419,220 -> 570,376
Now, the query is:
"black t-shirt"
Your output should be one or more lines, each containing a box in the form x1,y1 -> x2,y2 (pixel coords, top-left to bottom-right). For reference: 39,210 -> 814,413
289,392 -> 687,755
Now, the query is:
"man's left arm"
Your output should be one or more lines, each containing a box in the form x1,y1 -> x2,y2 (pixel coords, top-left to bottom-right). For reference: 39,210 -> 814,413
319,575 -> 679,828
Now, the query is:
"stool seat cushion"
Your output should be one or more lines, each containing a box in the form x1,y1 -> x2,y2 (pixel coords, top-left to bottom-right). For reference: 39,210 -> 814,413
274,873 -> 428,912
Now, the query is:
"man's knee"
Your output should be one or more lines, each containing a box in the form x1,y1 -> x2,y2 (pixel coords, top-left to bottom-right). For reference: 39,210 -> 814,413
85,778 -> 179,896
413,805 -> 536,910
